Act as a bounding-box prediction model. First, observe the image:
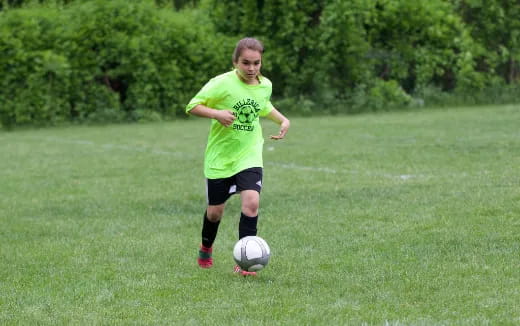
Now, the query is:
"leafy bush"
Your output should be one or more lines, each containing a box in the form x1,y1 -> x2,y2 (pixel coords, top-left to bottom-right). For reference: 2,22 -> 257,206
2,0 -> 519,127
208,0 -> 500,115
207,0 -> 329,98
335,79 -> 411,114
0,0 -> 196,10
320,0 -> 478,93
453,0 -> 520,84
0,9 -> 72,127
317,0 -> 373,91
63,0 -> 233,121
414,82 -> 520,108
0,0 -> 234,127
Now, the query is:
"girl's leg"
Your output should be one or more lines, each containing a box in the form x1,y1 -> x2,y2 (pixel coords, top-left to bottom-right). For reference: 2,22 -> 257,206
198,203 -> 225,268
202,203 -> 225,248
239,190 -> 260,239
234,190 -> 261,275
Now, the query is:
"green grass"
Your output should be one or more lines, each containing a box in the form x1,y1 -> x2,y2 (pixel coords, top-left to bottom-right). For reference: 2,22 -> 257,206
1,104 -> 519,325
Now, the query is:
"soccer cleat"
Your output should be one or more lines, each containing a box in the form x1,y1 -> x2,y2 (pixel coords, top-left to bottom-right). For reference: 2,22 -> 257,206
197,245 -> 213,268
233,264 -> 257,276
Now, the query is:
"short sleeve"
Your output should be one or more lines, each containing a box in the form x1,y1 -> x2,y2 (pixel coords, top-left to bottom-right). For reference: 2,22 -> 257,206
259,100 -> 274,117
185,77 -> 223,114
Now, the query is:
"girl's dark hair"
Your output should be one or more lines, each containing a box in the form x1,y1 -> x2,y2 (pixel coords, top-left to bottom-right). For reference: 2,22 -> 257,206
232,37 -> 264,63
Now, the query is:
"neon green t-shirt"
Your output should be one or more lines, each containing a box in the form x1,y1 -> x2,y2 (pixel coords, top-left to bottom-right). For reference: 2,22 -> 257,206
186,70 -> 274,179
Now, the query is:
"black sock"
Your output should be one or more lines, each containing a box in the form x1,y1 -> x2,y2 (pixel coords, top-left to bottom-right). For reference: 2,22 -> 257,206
239,212 -> 258,239
201,212 -> 220,248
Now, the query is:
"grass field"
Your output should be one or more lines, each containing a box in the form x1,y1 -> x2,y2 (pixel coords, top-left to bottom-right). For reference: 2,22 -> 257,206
1,105 -> 519,325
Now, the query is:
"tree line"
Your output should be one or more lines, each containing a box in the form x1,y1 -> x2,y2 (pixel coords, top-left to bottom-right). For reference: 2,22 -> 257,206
1,0 -> 519,127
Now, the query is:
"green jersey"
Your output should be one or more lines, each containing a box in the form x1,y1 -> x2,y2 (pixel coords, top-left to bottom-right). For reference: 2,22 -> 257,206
186,70 -> 274,179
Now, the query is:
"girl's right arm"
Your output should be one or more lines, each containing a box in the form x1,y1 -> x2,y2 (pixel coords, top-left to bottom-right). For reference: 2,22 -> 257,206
189,105 -> 236,127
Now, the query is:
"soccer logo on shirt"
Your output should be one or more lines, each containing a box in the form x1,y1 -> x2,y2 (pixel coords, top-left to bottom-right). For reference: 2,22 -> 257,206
233,98 -> 261,131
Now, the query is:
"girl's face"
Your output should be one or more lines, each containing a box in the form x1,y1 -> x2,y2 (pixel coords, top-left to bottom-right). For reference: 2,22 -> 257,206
234,48 -> 262,84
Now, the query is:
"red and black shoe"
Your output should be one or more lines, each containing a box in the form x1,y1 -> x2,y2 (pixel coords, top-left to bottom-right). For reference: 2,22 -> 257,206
197,245 -> 213,268
233,265 -> 257,276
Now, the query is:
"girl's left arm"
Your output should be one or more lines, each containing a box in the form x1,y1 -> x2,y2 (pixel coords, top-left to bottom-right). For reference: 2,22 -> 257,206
266,108 -> 290,140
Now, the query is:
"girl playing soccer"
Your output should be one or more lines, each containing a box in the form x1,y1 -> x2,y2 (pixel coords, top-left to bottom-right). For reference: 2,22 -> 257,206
185,37 -> 290,275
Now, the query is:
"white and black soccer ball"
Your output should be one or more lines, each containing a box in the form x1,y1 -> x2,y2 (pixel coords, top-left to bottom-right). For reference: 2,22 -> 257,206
233,236 -> 271,272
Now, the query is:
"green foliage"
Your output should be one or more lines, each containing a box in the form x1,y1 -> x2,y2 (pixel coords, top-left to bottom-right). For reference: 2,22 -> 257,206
0,9 -> 72,127
275,79 -> 412,115
367,0 -> 476,91
0,0 -> 196,10
453,0 -> 520,84
2,0 -> 520,125
0,0 -> 234,127
349,79 -> 412,113
0,0 -> 74,10
316,0 -> 479,96
207,0 -> 329,98
317,0 -> 374,92
154,0 -> 199,10
414,83 -> 520,108
208,0 -> 506,113
62,0 -> 231,121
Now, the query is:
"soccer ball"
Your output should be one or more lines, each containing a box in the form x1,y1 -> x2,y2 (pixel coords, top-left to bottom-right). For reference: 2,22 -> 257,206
238,106 -> 256,124
233,236 -> 271,272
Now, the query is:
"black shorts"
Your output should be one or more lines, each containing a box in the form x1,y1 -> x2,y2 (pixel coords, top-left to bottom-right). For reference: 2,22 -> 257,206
206,167 -> 263,205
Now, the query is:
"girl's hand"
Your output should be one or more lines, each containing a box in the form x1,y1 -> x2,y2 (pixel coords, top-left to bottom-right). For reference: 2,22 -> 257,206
189,105 -> 235,127
270,119 -> 290,140
215,110 -> 236,127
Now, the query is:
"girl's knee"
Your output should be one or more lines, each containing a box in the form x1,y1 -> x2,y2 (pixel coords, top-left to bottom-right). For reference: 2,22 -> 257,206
241,201 -> 259,217
241,190 -> 260,216
206,205 -> 225,222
